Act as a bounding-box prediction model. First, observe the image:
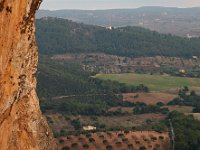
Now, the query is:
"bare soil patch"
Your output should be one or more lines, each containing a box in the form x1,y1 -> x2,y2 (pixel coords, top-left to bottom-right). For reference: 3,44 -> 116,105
165,106 -> 193,114
123,92 -> 177,105
188,113 -> 200,120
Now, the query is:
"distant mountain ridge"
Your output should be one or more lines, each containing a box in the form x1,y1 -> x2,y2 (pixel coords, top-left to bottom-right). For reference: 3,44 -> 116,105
36,7 -> 200,37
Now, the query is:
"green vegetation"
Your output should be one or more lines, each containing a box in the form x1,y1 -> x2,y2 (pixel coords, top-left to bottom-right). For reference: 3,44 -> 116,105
82,144 -> 89,148
71,143 -> 78,148
37,56 -> 97,97
139,146 -> 147,150
71,119 -> 82,130
133,105 -> 169,114
38,57 -> 150,115
36,18 -> 200,58
96,73 -> 200,91
40,94 -> 139,115
168,88 -> 200,113
34,14 -> 200,150
37,57 -> 148,98
164,68 -> 200,78
169,111 -> 200,150
37,7 -> 200,37
62,146 -> 70,150
152,121 -> 167,133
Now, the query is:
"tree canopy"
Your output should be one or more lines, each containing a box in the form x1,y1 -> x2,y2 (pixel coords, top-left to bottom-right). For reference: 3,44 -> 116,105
36,18 -> 200,58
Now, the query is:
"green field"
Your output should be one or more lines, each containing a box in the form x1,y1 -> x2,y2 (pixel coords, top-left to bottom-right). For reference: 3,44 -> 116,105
96,73 -> 200,91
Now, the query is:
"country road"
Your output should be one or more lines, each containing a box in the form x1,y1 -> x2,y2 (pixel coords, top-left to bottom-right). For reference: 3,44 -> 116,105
52,93 -> 111,100
169,119 -> 175,150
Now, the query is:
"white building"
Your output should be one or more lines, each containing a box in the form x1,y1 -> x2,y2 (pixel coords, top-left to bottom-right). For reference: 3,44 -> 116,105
83,126 -> 96,131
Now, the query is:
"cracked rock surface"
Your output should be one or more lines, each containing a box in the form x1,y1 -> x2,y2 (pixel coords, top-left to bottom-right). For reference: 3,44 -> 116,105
0,0 -> 57,149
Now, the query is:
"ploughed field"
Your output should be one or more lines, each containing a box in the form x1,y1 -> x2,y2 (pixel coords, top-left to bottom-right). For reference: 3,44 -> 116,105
96,73 -> 200,91
59,131 -> 170,150
123,93 -> 177,105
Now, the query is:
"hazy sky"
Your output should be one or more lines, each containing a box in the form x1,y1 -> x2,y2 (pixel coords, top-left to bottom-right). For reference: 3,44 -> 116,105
40,0 -> 200,10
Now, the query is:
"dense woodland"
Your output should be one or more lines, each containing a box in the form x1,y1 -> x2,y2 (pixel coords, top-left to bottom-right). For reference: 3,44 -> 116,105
36,18 -> 200,58
169,111 -> 200,150
40,95 -> 141,115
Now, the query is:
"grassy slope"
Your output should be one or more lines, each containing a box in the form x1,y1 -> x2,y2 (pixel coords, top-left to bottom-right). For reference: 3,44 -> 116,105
96,73 -> 200,91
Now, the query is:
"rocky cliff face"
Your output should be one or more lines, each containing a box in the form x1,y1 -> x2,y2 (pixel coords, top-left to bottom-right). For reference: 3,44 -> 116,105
0,0 -> 56,149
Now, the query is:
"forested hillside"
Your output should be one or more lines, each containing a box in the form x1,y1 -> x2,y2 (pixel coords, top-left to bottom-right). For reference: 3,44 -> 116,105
36,17 -> 200,58
37,56 -> 148,98
37,57 -> 148,115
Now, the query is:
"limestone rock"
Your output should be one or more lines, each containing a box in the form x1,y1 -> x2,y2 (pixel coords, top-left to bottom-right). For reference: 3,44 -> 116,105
0,0 -> 57,149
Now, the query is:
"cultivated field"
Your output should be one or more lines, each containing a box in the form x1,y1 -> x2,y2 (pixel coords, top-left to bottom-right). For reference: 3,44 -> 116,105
123,92 -> 177,105
47,113 -> 166,135
96,73 -> 200,91
88,114 -> 165,130
165,106 -> 193,114
59,131 -> 170,150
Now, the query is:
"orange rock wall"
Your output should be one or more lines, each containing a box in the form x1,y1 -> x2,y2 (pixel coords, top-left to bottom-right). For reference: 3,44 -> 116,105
0,0 -> 56,149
